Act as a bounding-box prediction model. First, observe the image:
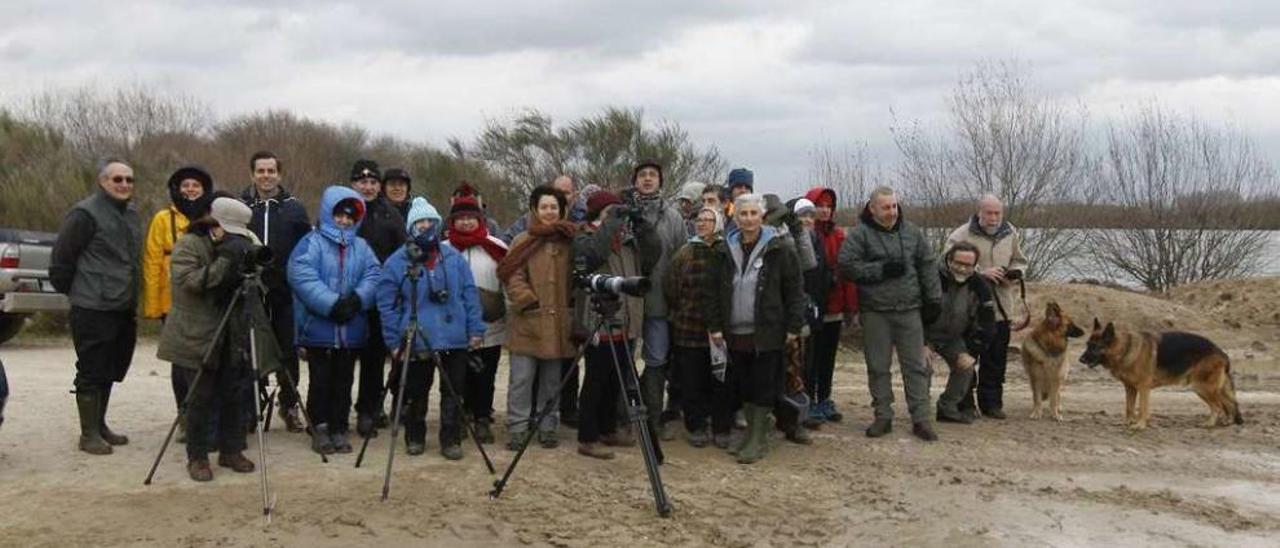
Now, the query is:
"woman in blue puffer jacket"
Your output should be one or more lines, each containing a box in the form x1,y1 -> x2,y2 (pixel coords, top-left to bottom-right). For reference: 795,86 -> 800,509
288,185 -> 381,454
377,197 -> 485,459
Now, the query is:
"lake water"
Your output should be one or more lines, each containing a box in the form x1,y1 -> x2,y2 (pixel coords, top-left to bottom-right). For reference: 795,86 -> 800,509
1018,229 -> 1280,286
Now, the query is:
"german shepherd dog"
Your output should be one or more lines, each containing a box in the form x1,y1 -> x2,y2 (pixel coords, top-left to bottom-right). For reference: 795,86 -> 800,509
1079,320 -> 1243,430
1021,302 -> 1085,421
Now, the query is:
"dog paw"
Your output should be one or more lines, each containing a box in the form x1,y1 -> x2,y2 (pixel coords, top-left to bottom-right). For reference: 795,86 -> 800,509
1051,412 -> 1063,422
1029,410 -> 1041,420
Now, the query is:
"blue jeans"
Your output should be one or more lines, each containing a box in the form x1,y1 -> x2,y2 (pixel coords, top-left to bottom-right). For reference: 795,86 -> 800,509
641,318 -> 670,370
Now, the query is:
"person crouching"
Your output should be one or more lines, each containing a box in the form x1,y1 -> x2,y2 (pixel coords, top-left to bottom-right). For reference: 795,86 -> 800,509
376,198 -> 485,460
157,195 -> 258,481
288,186 -> 381,455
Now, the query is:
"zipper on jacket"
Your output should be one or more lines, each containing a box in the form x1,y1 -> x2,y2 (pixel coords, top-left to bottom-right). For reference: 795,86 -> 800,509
336,244 -> 346,348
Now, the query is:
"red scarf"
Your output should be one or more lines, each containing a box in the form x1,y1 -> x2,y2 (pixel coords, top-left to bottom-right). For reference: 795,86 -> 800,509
448,218 -> 507,262
497,219 -> 578,282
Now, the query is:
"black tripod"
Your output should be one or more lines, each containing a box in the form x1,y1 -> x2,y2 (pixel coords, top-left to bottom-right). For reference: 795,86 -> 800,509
359,257 -> 496,501
143,269 -> 327,523
490,292 -> 673,517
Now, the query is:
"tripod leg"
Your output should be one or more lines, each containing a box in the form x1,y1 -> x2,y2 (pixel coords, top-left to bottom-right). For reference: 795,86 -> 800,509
277,368 -> 328,464
381,333 -> 415,501
144,368 -> 204,485
611,337 -> 673,517
249,328 -> 273,522
261,385 -> 278,433
354,368 -> 393,468
491,350 -> 590,499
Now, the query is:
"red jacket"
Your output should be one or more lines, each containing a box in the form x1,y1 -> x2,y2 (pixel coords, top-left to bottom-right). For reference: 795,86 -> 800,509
806,187 -> 858,316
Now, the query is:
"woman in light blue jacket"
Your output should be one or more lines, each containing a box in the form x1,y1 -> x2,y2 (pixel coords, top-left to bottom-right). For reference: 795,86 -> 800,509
288,185 -> 381,454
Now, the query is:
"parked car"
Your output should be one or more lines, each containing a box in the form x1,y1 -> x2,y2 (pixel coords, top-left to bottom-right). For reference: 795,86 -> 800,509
0,228 -> 67,345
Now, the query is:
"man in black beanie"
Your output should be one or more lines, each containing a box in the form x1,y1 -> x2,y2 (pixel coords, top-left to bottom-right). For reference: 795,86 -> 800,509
349,159 -> 407,436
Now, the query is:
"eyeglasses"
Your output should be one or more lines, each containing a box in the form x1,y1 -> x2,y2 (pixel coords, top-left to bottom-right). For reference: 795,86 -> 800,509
950,260 -> 976,270
111,175 -> 135,184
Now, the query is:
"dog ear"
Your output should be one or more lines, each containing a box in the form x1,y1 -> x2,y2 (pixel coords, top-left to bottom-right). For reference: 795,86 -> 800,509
1102,322 -> 1115,340
1092,317 -> 1101,330
1045,301 -> 1061,320
1066,322 -> 1085,338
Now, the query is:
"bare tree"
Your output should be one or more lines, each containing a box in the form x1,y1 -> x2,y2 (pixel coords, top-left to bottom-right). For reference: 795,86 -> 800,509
806,140 -> 878,220
894,61 -> 1093,278
23,85 -> 211,162
1088,105 -> 1274,291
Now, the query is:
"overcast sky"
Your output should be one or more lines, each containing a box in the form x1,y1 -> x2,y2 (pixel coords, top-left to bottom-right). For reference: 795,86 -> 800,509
2,1 -> 1278,196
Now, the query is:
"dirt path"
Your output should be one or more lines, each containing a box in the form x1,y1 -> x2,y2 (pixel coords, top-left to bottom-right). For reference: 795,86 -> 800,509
1,340 -> 1278,547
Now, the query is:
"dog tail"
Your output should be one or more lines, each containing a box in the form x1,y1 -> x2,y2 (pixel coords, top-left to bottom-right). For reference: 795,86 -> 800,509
1222,354 -> 1244,426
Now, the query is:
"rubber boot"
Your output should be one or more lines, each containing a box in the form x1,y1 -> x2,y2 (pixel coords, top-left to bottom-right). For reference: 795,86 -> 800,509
76,390 -> 112,455
736,404 -> 768,464
99,385 -> 129,446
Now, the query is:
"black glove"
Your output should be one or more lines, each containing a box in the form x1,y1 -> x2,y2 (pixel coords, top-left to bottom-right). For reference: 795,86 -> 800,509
783,212 -> 804,238
329,294 -> 362,323
921,301 -> 942,326
882,260 -> 907,279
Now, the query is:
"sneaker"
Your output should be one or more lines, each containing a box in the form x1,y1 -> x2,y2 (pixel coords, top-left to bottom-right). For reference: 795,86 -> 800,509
821,399 -> 843,423
441,444 -> 463,461
865,418 -> 893,438
406,441 -> 426,456
187,458 -> 213,482
506,431 -> 530,451
803,404 -> 826,429
601,431 -> 635,447
577,442 -> 615,460
331,430 -> 353,453
983,408 -> 1007,420
912,421 -> 938,442
687,428 -> 710,448
474,420 -> 495,444
311,424 -> 335,455
357,413 -> 377,438
217,451 -> 256,473
712,431 -> 733,449
538,430 -> 559,449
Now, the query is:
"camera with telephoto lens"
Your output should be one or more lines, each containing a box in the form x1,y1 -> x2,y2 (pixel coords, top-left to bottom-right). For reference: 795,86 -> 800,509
572,255 -> 650,297
240,245 -> 273,273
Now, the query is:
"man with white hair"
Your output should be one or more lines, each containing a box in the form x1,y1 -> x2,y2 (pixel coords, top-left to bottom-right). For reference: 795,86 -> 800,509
838,186 -> 943,441
943,194 -> 1027,420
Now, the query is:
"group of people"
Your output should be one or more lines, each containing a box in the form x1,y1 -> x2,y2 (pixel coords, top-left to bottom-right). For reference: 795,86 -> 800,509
48,152 -> 1027,482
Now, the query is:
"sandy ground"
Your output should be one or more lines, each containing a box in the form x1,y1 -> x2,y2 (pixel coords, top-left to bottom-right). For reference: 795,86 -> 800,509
1,280 -> 1279,547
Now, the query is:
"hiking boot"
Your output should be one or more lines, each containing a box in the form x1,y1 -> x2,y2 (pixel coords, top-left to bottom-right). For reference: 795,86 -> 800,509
578,442 -> 615,460
331,430 -> 353,453
538,430 -> 559,449
217,451 -> 256,473
712,431 -> 733,450
864,418 -> 893,438
961,408 -> 978,422
441,444 -> 463,461
601,431 -> 635,447
687,427 -> 710,448
99,387 -> 129,446
357,413 -> 377,438
912,421 -> 939,442
474,420 -> 495,444
820,399 -> 843,423
937,406 -> 975,424
188,458 -> 213,482
784,425 -> 813,445
406,440 -> 426,456
803,403 -> 826,430
736,405 -> 769,465
279,406 -> 305,433
983,408 -> 1007,420
506,430 -> 530,451
311,424 -> 335,455
76,390 -> 112,455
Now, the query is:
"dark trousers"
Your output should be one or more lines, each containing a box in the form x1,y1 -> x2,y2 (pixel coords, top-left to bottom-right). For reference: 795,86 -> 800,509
578,340 -> 629,443
266,291 -> 301,408
674,345 -> 735,434
964,321 -> 1010,413
403,350 -> 467,446
181,366 -> 246,460
305,347 -> 357,433
729,349 -> 784,408
559,358 -> 580,419
356,311 -> 388,416
69,307 -> 136,391
806,320 -> 842,403
465,346 -> 501,421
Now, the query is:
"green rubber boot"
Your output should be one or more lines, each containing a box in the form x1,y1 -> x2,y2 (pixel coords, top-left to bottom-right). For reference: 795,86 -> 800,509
736,404 -> 769,465
76,390 -> 112,455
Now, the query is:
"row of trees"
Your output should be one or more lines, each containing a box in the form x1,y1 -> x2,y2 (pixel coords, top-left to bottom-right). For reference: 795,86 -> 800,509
0,90 -> 725,233
819,61 -> 1276,291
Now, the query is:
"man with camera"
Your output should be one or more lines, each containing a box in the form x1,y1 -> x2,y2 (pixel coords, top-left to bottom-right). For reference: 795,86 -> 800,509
158,195 -> 265,481
571,190 -> 660,459
50,158 -> 143,456
944,194 -> 1027,420
624,160 -> 690,441
239,151 -> 311,432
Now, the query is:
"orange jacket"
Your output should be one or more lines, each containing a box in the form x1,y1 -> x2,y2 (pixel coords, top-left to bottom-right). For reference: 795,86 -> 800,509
142,206 -> 190,318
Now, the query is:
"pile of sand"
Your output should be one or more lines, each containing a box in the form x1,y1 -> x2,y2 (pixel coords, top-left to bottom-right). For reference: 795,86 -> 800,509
1168,276 -> 1280,330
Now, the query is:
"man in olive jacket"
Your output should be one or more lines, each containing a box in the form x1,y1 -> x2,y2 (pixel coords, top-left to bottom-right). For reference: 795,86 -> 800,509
838,186 -> 943,442
50,159 -> 143,455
